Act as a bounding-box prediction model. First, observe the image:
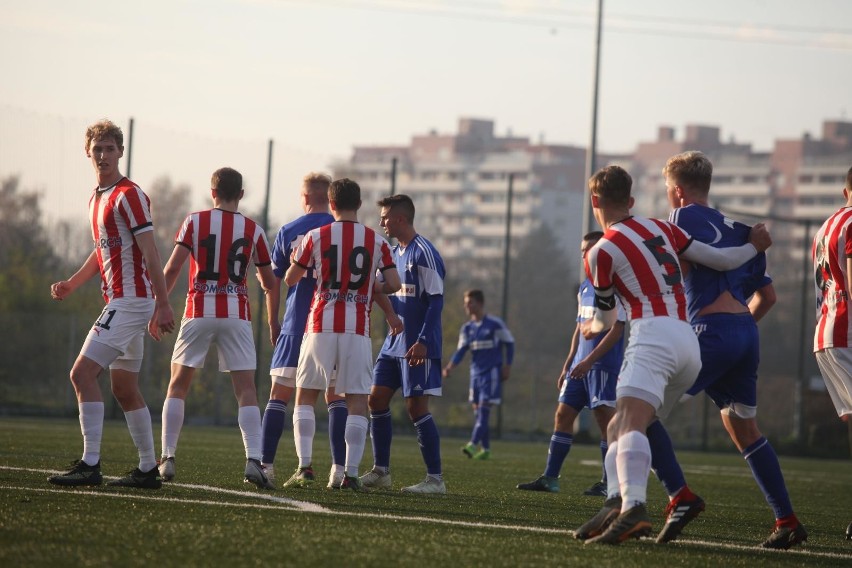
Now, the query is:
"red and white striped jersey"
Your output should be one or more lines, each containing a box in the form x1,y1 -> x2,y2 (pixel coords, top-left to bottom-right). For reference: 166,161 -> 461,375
293,220 -> 394,336
813,206 -> 852,350
89,177 -> 155,302
584,216 -> 692,322
176,208 -> 272,321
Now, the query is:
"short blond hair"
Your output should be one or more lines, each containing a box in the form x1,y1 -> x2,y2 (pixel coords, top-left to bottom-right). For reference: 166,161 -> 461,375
85,119 -> 123,152
663,151 -> 712,194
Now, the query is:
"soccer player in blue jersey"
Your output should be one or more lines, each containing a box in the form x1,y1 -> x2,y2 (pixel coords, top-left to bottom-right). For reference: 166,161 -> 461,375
444,289 -> 515,461
256,173 -> 342,489
664,151 -> 807,549
360,194 -> 448,494
516,231 -> 624,494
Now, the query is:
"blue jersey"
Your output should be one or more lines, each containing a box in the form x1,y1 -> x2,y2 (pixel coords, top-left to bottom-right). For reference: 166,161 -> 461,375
668,204 -> 771,321
379,234 -> 445,359
573,279 -> 625,375
450,315 -> 515,375
270,211 -> 334,335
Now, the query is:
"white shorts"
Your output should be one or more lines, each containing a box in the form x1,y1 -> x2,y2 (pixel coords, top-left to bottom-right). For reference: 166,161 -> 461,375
81,297 -> 154,372
296,332 -> 372,395
171,317 -> 256,372
815,347 -> 852,418
617,317 -> 702,420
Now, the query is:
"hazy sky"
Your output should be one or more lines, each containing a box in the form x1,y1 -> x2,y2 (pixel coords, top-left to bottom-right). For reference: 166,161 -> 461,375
2,0 -> 851,227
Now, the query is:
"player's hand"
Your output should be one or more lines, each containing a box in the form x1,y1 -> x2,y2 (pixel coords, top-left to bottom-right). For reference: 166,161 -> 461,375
579,320 -> 599,340
268,321 -> 281,347
500,365 -> 511,382
568,359 -> 592,379
387,314 -> 404,336
50,280 -> 73,301
442,365 -> 452,378
557,372 -> 566,391
405,341 -> 427,367
149,302 -> 175,340
749,223 -> 772,252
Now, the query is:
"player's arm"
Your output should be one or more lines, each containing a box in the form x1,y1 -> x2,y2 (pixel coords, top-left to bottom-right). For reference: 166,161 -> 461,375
558,323 -> 582,390
847,257 -> 852,300
748,282 -> 776,322
406,293 -> 444,366
163,243 -> 191,294
443,329 -> 469,377
589,286 -> 619,334
51,250 -> 99,301
135,230 -> 176,339
284,262 -> 308,287
679,223 -> 771,271
373,291 -> 403,336
501,339 -> 514,382
568,321 -> 624,379
265,275 -> 283,346
377,265 -> 401,295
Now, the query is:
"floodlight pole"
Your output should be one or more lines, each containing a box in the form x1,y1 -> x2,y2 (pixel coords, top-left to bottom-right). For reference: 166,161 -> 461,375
497,173 -> 515,439
255,138 -> 273,391
580,0 -> 604,279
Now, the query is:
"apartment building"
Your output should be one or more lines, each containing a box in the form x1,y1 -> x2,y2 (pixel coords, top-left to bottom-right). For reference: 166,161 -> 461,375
341,117 -> 852,278
341,118 -> 588,275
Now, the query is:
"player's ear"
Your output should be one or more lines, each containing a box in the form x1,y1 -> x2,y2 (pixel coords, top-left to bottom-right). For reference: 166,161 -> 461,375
628,196 -> 635,209
591,194 -> 600,208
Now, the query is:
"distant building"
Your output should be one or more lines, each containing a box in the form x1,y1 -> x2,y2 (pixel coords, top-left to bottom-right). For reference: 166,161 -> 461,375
340,116 -> 852,279
628,120 -> 852,263
341,118 -> 589,276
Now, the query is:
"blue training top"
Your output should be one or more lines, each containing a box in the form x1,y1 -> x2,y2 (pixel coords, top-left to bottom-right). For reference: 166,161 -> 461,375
449,314 -> 515,375
668,203 -> 771,321
271,211 -> 335,335
379,234 -> 446,359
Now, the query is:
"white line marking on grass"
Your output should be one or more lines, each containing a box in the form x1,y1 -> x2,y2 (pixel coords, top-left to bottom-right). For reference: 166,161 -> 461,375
3,466 -> 849,561
0,465 -> 328,513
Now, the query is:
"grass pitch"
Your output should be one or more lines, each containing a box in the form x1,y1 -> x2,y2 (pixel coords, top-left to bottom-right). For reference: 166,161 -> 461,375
1,417 -> 850,567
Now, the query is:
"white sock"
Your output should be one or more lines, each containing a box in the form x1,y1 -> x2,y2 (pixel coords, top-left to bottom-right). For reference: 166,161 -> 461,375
79,401 -> 105,466
344,414 -> 369,477
161,397 -> 185,458
604,440 -> 619,499
292,405 -> 315,468
124,407 -> 157,472
238,405 -> 263,461
616,430 -> 652,512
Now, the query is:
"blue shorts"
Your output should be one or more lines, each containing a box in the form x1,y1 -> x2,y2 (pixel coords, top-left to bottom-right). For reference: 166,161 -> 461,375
270,334 -> 302,379
686,313 -> 758,408
559,368 -> 617,411
373,354 -> 442,398
469,367 -> 502,405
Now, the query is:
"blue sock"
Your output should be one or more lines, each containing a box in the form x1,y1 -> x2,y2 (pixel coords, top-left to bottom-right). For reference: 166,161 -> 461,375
327,400 -> 348,467
471,405 -> 491,449
544,431 -> 573,478
743,437 -> 793,519
647,419 -> 686,496
370,409 -> 393,469
599,439 -> 608,483
413,413 -> 442,476
260,399 -> 287,464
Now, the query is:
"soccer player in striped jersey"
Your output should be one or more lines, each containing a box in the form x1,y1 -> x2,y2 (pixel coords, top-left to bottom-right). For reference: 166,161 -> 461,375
284,178 -> 400,491
812,164 -> 852,542
48,119 -> 175,489
517,232 -> 625,495
665,151 -> 806,549
444,289 -> 515,461
576,165 -> 771,545
158,167 -> 276,489
360,194 -> 448,494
